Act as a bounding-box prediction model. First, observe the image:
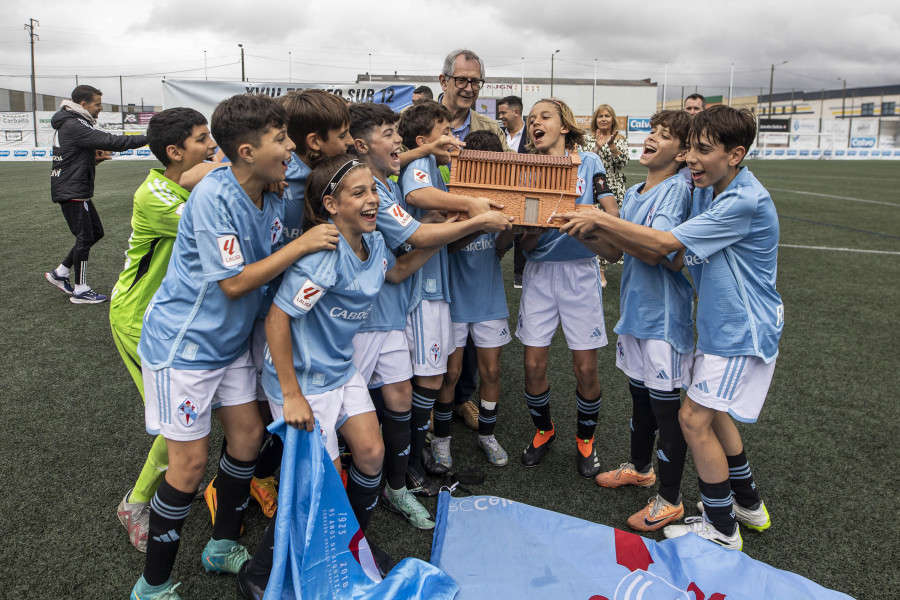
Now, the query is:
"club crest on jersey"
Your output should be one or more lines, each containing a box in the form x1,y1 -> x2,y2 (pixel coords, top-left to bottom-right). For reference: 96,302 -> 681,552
217,234 -> 244,268
177,398 -> 198,427
293,279 -> 324,312
270,217 -> 284,245
388,203 -> 413,227
382,257 -> 388,274
413,169 -> 430,184
616,339 -> 624,358
429,342 -> 441,365
576,177 -> 586,196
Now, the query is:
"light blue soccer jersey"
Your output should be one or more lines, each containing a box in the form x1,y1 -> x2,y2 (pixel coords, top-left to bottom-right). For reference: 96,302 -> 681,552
526,151 -> 614,262
262,230 -> 396,400
399,155 -> 450,304
283,152 -> 311,241
448,233 -> 508,323
139,166 -> 285,370
671,167 -> 783,362
614,176 -> 694,354
359,177 -> 421,332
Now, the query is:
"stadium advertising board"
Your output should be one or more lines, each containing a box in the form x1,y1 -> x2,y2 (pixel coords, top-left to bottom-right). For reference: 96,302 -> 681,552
162,80 -> 415,122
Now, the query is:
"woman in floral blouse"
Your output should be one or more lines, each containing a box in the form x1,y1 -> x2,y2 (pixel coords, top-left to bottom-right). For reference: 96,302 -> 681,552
590,103 -> 628,286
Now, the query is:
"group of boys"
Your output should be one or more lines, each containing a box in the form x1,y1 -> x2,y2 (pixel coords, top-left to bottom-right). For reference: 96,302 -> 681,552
46,74 -> 782,598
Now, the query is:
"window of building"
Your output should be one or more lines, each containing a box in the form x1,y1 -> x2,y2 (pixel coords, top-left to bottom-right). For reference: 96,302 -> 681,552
860,102 -> 874,116
882,102 -> 896,116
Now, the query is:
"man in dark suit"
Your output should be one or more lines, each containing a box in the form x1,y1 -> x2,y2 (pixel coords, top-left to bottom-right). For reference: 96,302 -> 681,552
498,96 -> 527,153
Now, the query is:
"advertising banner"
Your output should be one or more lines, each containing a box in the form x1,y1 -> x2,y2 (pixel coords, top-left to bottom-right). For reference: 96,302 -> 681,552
162,80 -> 415,121
850,119 -> 878,148
0,113 -> 34,151
790,119 -> 820,149
759,118 -> 791,132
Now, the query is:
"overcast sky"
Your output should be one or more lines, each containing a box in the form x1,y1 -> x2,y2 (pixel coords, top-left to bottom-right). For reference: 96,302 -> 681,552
2,0 -> 899,107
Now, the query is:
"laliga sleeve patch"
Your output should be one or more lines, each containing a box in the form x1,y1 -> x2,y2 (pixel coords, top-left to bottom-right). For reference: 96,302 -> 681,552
412,169 -> 430,184
388,203 -> 413,227
217,234 -> 244,268
593,173 -> 611,198
292,279 -> 324,312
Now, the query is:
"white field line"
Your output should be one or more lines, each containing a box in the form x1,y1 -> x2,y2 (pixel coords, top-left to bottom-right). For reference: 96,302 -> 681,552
781,243 -> 900,255
768,187 -> 899,207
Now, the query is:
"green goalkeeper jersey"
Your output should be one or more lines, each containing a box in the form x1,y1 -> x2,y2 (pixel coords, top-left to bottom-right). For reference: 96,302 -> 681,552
109,169 -> 188,335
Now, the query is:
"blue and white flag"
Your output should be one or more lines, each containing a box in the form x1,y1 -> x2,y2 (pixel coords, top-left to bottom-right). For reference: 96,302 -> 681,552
265,419 -> 458,600
431,493 -> 853,600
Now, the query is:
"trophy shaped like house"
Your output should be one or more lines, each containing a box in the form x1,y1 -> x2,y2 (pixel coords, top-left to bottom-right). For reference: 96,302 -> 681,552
447,149 -> 591,228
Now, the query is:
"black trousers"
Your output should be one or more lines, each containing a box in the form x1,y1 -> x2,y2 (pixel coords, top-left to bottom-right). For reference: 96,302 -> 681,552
60,199 -> 104,286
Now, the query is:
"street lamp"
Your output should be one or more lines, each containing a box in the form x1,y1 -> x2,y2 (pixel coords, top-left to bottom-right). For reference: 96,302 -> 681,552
238,43 -> 245,82
592,58 -> 597,109
767,60 -> 788,117
550,49 -> 560,97
838,77 -> 847,119
288,51 -> 292,82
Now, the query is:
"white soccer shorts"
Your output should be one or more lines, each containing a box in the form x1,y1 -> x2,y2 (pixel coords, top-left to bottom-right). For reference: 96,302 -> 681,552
142,351 -> 257,441
406,299 -> 455,376
352,329 -> 414,389
452,318 -> 512,349
267,371 -> 374,460
615,334 -> 693,392
686,351 -> 776,423
515,257 -> 608,350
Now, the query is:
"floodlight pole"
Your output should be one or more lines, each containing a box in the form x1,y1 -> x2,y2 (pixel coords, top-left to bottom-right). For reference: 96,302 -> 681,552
728,62 -> 734,106
662,62 -> 667,111
288,51 -> 292,82
592,58 -> 597,109
239,44 -> 245,82
25,18 -> 39,147
204,50 -> 207,81
550,49 -> 560,97
768,60 -> 788,117
368,53 -> 372,82
838,78 -> 847,119
120,75 -> 125,130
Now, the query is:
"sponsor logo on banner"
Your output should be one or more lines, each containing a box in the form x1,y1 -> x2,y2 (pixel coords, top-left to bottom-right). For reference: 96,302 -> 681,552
388,203 -> 413,227
0,151 -> 9,157
137,148 -> 151,156
850,137 -> 876,148
32,150 -> 46,157
14,150 -> 28,157
628,117 -> 651,132
217,234 -> 244,267
293,279 -> 324,311
759,118 -> 791,132
120,150 -> 134,156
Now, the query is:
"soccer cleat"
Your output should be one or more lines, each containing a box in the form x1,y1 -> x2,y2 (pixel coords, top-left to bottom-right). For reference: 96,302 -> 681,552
249,476 -> 278,518
627,494 -> 685,532
117,488 -> 150,552
236,560 -> 266,600
663,515 -> 742,550
44,270 -> 74,295
201,539 -> 251,574
576,441 -> 602,478
382,486 -> 435,530
453,400 -> 480,430
521,427 -> 556,467
696,499 -> 771,531
431,436 -> 453,469
477,435 -> 509,467
69,288 -> 108,304
596,462 -> 657,488
405,461 -> 443,498
131,576 -> 182,600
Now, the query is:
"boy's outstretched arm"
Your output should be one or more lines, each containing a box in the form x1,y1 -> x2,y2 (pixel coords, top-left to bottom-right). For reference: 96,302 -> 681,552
406,210 -> 512,249
406,187 -> 503,219
218,223 -> 339,299
558,209 -> 684,260
265,306 -> 315,431
399,134 -> 465,168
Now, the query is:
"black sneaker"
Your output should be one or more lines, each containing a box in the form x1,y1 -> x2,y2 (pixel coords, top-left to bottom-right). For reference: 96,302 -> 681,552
236,561 -> 265,600
45,270 -> 74,295
421,447 -> 449,477
367,541 -> 395,578
70,288 -> 108,304
521,428 -> 555,467
405,462 -> 443,497
576,445 -> 602,478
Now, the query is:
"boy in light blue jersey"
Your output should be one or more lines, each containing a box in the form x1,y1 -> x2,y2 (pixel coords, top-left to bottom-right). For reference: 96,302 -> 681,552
591,110 -> 695,533
396,100 -> 511,473
348,103 -> 514,524
131,95 -> 339,600
437,130 -> 515,468
516,98 -> 621,479
560,106 -> 782,551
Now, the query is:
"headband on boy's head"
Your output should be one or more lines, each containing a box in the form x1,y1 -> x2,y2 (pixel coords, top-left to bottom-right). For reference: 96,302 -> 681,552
320,159 -> 363,203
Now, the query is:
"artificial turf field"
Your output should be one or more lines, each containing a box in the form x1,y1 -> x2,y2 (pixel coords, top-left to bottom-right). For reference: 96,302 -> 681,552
1,158 -> 898,599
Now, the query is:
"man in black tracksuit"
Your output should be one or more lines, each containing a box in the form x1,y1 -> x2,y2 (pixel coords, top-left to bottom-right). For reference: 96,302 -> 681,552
44,85 -> 148,304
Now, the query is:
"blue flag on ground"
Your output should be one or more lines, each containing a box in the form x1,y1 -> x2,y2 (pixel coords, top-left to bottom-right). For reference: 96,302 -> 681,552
431,493 -> 853,600
265,419 -> 458,600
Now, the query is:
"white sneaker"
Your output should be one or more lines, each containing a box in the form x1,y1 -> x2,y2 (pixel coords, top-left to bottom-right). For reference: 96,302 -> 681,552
431,436 -> 452,469
382,485 -> 435,530
663,515 -> 742,550
477,434 -> 508,467
696,499 -> 770,531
